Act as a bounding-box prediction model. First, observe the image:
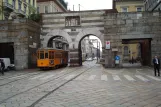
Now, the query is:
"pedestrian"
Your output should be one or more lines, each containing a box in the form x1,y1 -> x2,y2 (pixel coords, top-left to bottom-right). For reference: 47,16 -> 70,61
0,59 -> 5,75
153,56 -> 160,76
131,56 -> 134,64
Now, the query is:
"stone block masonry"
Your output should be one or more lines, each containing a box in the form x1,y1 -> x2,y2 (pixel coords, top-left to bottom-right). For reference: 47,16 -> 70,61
41,10 -> 161,68
0,19 -> 40,70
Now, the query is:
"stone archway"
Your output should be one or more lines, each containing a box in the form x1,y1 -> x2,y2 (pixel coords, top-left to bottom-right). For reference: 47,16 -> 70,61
75,28 -> 104,48
41,29 -> 73,49
69,28 -> 104,66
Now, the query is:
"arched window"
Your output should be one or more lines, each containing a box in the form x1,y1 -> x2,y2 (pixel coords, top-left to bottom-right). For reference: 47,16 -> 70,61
124,46 -> 128,56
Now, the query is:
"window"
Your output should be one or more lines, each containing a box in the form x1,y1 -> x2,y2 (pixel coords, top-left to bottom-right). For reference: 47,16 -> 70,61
136,7 -> 142,12
49,51 -> 54,59
18,1 -> 22,10
24,4 -> 27,13
121,7 -> 128,12
45,52 -> 48,58
65,16 -> 81,27
55,53 -> 62,58
124,46 -> 129,56
45,6 -> 48,13
12,0 -> 15,8
37,7 -> 39,13
40,51 -> 44,59
33,0 -> 35,6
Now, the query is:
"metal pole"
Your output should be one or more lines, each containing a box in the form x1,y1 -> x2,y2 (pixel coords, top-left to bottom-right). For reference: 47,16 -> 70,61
79,4 -> 80,11
73,5 -> 74,11
97,40 -> 98,62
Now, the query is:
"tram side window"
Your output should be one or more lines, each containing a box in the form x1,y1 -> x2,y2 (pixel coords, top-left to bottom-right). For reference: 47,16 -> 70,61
52,52 -> 54,59
49,51 -> 54,59
40,51 -> 44,59
55,53 -> 62,58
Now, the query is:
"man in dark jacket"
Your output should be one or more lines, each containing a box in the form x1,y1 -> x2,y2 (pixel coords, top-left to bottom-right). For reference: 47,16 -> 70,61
0,59 -> 5,75
153,56 -> 160,76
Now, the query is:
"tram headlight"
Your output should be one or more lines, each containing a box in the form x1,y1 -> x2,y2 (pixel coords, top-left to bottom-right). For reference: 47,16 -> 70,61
50,60 -> 54,65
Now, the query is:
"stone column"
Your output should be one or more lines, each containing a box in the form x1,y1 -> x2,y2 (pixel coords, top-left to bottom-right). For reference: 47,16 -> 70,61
69,49 -> 80,67
53,42 -> 56,48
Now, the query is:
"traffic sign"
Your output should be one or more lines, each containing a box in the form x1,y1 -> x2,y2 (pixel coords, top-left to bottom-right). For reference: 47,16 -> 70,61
106,41 -> 110,49
115,56 -> 120,60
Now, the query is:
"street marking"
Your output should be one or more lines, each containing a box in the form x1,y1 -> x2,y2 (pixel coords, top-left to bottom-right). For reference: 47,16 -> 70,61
75,75 -> 85,80
124,75 -> 135,81
146,75 -> 161,81
112,75 -> 121,81
30,74 -> 46,80
101,75 -> 108,81
87,75 -> 96,80
135,75 -> 150,82
41,74 -> 55,80
65,75 -> 75,80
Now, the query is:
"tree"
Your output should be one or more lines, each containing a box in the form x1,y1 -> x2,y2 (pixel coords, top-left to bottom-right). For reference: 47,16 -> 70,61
29,13 -> 41,23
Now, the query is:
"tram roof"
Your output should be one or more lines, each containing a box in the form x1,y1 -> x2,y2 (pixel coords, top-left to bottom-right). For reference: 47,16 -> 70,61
37,48 -> 68,51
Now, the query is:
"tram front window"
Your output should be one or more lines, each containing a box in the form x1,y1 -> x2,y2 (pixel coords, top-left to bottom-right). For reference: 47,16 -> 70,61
40,51 -> 44,59
45,52 -> 48,58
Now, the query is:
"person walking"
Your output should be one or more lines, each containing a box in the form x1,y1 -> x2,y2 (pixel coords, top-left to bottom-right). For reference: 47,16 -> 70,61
0,59 -> 5,75
153,56 -> 160,76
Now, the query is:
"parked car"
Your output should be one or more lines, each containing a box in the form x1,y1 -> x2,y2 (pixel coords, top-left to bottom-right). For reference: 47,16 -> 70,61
86,58 -> 93,61
0,58 -> 15,71
9,64 -> 15,70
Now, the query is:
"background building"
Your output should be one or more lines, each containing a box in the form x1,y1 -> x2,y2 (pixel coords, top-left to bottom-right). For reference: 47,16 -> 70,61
144,0 -> 161,11
81,36 -> 95,61
115,0 -> 144,12
122,43 -> 141,63
37,0 -> 68,13
0,0 -> 37,20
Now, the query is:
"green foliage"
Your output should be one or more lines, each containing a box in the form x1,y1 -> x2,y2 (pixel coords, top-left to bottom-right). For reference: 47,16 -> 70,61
29,13 -> 41,23
59,0 -> 68,9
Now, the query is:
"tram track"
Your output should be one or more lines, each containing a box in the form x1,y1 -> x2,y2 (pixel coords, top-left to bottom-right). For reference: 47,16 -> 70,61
0,67 -> 66,87
28,65 -> 95,107
0,66 -> 84,104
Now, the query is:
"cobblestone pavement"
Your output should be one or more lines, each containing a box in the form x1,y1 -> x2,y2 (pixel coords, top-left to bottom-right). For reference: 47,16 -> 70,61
0,61 -> 161,107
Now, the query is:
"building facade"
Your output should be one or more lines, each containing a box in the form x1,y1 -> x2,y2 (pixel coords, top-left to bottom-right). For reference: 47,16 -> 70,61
37,0 -> 67,13
81,36 -> 94,61
0,0 -> 37,20
115,0 -> 144,12
144,0 -> 161,11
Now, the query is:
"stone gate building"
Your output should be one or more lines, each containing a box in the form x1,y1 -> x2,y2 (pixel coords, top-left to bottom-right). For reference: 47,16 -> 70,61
0,19 -> 40,70
41,9 -> 161,67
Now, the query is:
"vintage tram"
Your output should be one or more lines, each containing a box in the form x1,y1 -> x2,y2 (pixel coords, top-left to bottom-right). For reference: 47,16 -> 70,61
37,48 -> 68,70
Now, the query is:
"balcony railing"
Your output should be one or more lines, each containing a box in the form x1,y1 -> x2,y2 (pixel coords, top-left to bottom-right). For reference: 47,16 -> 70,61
3,2 -> 14,10
17,9 -> 25,15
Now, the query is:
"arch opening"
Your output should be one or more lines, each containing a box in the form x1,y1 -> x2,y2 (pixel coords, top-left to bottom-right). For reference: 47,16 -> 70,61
47,36 -> 69,50
78,35 -> 102,66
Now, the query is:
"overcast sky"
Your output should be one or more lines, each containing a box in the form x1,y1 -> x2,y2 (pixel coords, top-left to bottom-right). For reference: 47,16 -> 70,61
65,0 -> 113,11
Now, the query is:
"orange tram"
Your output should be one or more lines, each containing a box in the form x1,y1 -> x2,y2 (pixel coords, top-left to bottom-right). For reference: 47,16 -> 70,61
37,48 -> 68,70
